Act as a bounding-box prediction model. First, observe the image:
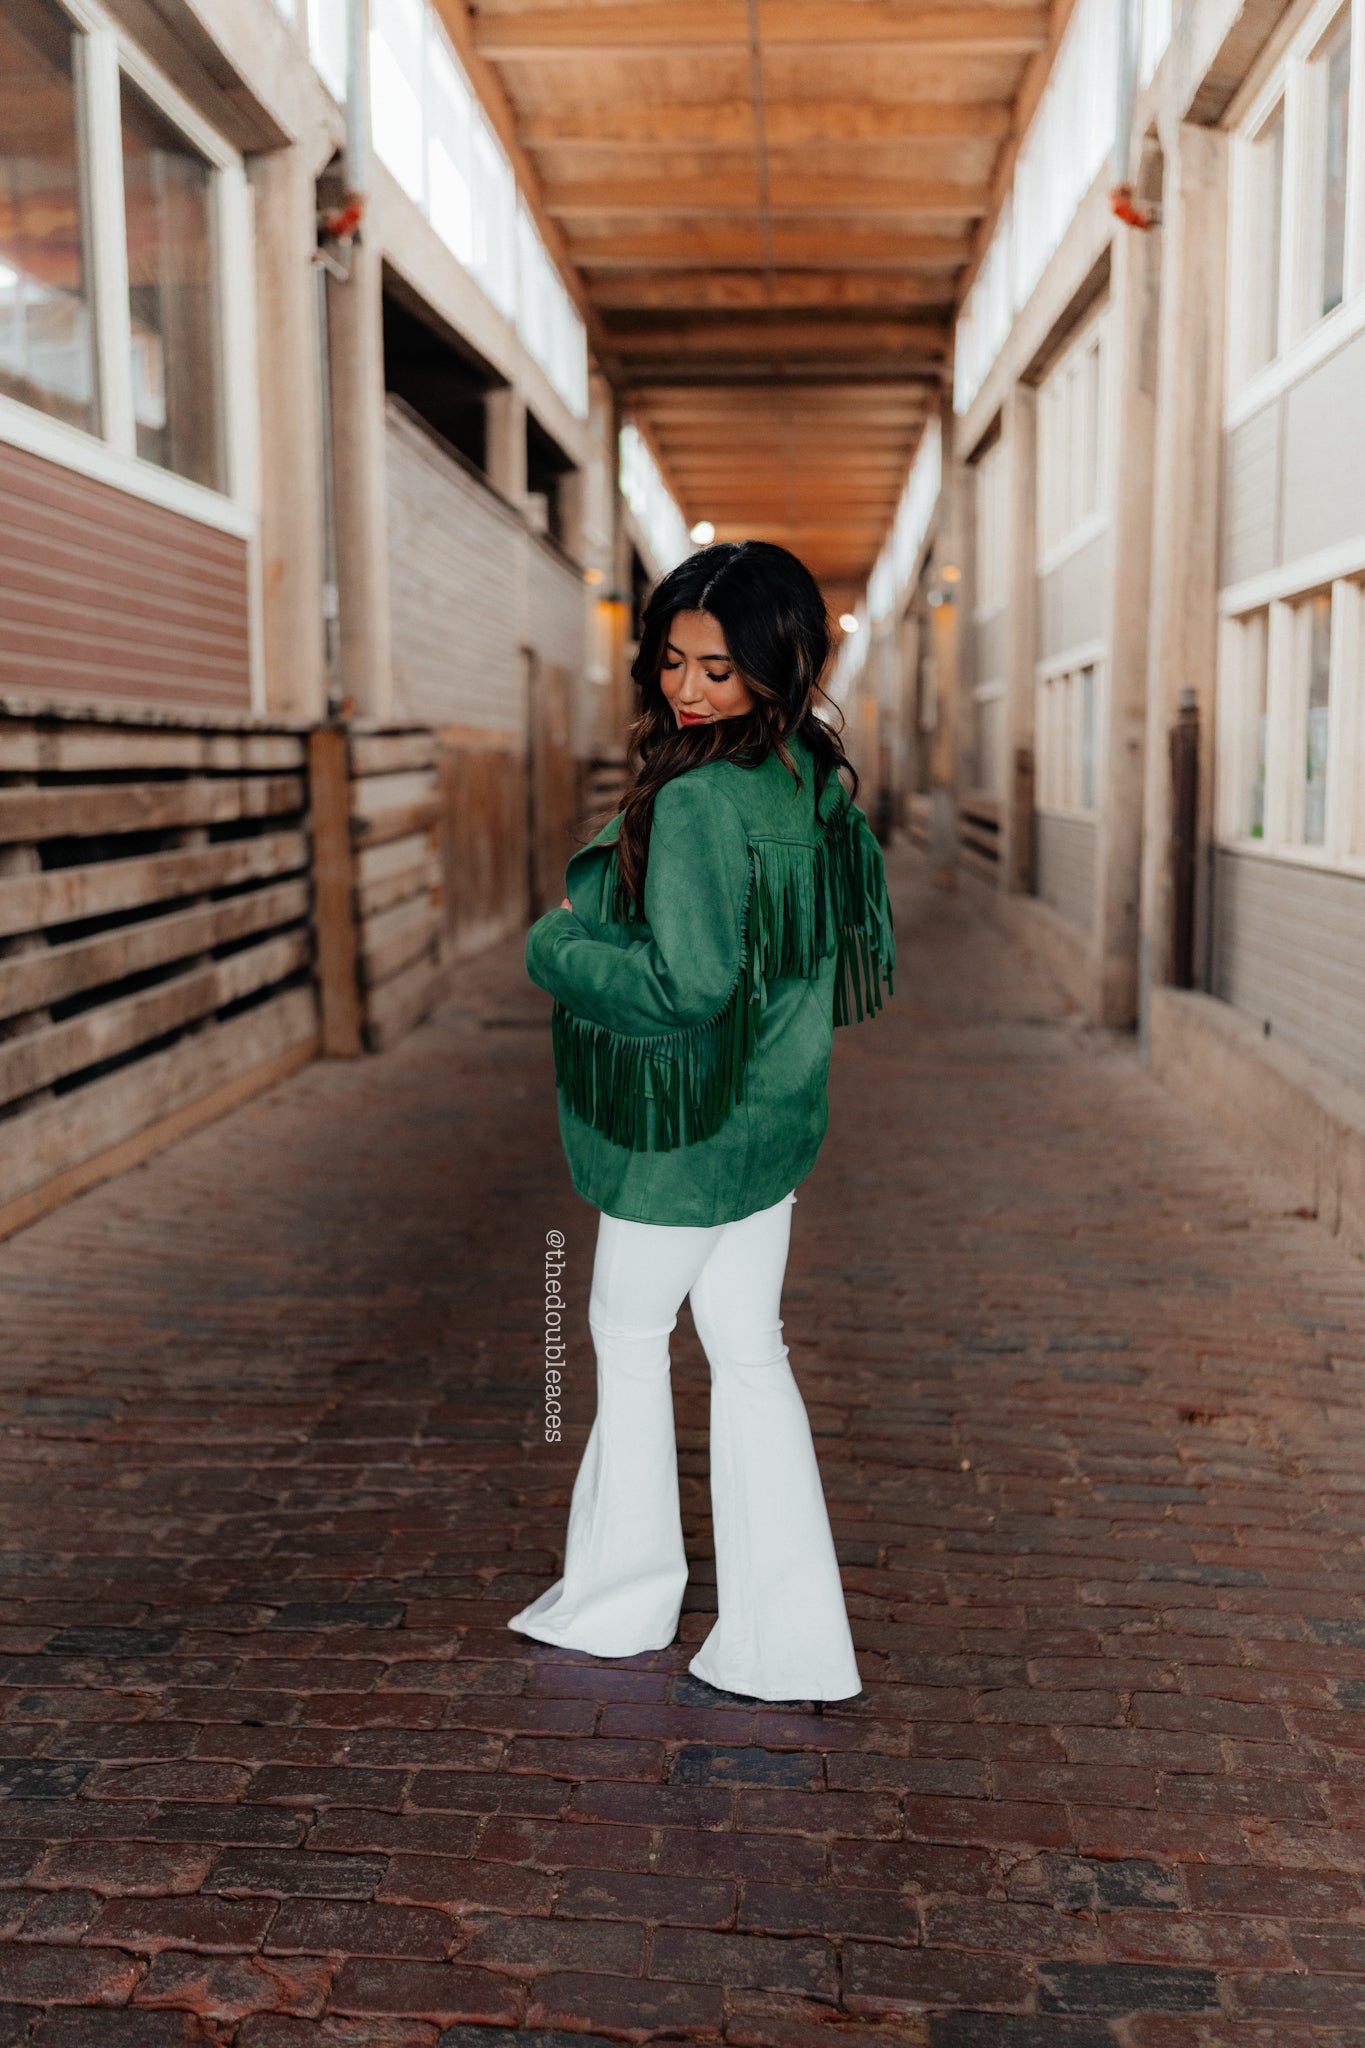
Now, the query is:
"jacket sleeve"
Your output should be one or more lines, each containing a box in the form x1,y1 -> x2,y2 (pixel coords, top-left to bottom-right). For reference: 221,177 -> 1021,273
525,773 -> 750,1036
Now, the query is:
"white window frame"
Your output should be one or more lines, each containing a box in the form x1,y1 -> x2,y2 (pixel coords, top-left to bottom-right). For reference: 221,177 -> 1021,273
0,0 -> 261,701
1216,576 -> 1365,871
1226,0 -> 1365,428
1035,302 -> 1110,575
1034,643 -> 1106,821
0,0 -> 256,542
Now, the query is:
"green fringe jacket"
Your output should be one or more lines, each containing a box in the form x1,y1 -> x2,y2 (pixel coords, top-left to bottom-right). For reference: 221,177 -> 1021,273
524,730 -> 896,1226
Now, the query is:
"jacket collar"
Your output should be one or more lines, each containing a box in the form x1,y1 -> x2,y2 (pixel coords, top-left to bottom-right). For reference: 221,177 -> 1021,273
584,733 -> 848,850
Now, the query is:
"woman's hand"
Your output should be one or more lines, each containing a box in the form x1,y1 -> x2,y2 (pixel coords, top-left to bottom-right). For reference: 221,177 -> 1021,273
560,896 -> 572,910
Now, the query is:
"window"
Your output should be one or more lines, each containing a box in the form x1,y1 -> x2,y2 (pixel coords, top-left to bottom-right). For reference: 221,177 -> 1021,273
1312,9 -> 1352,320
369,0 -> 588,416
1302,591 -> 1333,844
1230,0 -> 1362,398
0,0 -> 243,517
1079,663 -> 1097,811
1217,581 -> 1365,865
619,420 -> 690,573
1246,103 -> 1285,374
0,0 -> 95,434
1037,307 -> 1108,561
1035,661 -> 1103,816
1248,610 -> 1270,837
120,78 -> 222,490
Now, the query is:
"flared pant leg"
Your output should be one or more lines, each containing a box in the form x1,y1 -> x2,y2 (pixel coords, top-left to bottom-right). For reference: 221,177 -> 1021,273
506,1206 -> 714,1657
507,1191 -> 862,1701
686,1195 -> 863,1703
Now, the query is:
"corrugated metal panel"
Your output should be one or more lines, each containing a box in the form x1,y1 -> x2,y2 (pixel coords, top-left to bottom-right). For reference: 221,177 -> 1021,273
0,440 -> 251,707
528,536 -> 588,715
1220,399 -> 1280,589
1211,847 -> 1365,1088
386,403 -> 525,731
1281,327 -> 1365,566
973,607 -> 1006,687
1036,812 -> 1095,930
1037,533 -> 1106,663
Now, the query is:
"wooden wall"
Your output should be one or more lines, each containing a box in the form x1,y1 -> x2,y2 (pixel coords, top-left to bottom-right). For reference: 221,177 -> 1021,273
1212,847 -> 1365,1090
436,726 -> 529,958
1035,812 -> 1096,930
0,444 -> 252,709
0,710 -> 316,1238
309,725 -> 446,1056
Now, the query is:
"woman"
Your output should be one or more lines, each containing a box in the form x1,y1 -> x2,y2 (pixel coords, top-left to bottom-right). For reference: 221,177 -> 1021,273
507,540 -> 895,1703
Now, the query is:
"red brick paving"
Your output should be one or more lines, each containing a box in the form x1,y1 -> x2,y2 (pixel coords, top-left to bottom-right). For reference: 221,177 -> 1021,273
0,845 -> 1364,2042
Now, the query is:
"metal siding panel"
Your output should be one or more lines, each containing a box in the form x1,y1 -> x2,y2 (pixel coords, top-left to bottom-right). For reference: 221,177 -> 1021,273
1037,533 -> 1107,663
974,606 -> 1006,687
1035,813 -> 1095,929
1211,847 -> 1365,1087
527,536 -> 588,698
1281,327 -> 1365,565
1220,400 -> 1280,588
0,442 -> 251,708
385,404 -> 525,730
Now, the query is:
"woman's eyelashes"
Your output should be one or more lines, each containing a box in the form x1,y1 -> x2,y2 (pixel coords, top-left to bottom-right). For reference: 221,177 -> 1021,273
661,659 -> 732,682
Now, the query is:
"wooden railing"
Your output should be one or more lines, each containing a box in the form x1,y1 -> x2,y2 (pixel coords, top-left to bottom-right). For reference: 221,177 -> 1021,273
957,788 -> 1002,878
0,700 -> 625,1237
309,724 -> 445,1055
0,708 -> 317,1237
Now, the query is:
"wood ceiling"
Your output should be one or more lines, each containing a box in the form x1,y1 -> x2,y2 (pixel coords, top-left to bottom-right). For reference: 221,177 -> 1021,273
467,2 -> 1062,614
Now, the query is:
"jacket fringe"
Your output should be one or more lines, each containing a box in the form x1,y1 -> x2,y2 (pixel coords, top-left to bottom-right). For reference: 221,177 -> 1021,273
552,798 -> 895,1153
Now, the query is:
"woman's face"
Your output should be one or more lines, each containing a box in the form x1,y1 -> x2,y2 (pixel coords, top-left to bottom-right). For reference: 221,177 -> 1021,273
659,610 -> 755,728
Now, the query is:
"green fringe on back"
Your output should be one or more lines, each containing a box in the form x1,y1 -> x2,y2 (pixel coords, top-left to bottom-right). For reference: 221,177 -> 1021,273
552,797 -> 896,1152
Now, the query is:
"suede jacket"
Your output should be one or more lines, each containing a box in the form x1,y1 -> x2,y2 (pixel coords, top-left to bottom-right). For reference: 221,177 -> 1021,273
524,730 -> 896,1226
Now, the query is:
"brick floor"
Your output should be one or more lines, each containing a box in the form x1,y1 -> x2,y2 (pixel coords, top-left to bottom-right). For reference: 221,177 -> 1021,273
0,844 -> 1363,2044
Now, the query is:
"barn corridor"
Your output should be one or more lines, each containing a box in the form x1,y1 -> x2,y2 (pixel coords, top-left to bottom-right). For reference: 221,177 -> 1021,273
0,842 -> 1363,2044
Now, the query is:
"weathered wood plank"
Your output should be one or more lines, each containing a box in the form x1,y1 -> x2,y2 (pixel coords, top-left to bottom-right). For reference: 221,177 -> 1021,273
0,986 -> 317,1210
308,726 -> 363,1058
350,769 -> 438,821
0,774 -> 303,844
350,731 -> 438,777
364,949 -> 445,1053
0,724 -> 304,774
0,878 -> 309,1021
356,850 -> 441,923
360,893 -> 440,990
0,831 -> 307,940
0,931 -> 309,1106
0,1025 -> 315,1244
351,798 -> 442,849
355,832 -> 440,887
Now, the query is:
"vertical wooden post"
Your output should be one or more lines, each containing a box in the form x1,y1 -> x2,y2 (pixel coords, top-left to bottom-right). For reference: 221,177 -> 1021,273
308,724 -> 364,1055
1168,694 -> 1200,989
1139,121 -> 1228,1046
1001,382 -> 1038,897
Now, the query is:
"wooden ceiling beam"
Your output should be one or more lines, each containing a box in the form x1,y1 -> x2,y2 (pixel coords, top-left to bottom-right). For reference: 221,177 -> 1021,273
606,318 -> 948,352
473,5 -> 1049,60
516,99 -> 1013,147
569,229 -> 973,268
545,178 -> 988,219
642,380 -> 930,404
589,272 -> 953,310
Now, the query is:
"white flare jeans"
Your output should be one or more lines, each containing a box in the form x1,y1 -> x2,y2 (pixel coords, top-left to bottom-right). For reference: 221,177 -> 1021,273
508,1190 -> 862,1701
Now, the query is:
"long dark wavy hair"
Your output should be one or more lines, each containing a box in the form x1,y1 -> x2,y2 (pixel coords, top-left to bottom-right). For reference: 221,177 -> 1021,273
610,540 -> 859,917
